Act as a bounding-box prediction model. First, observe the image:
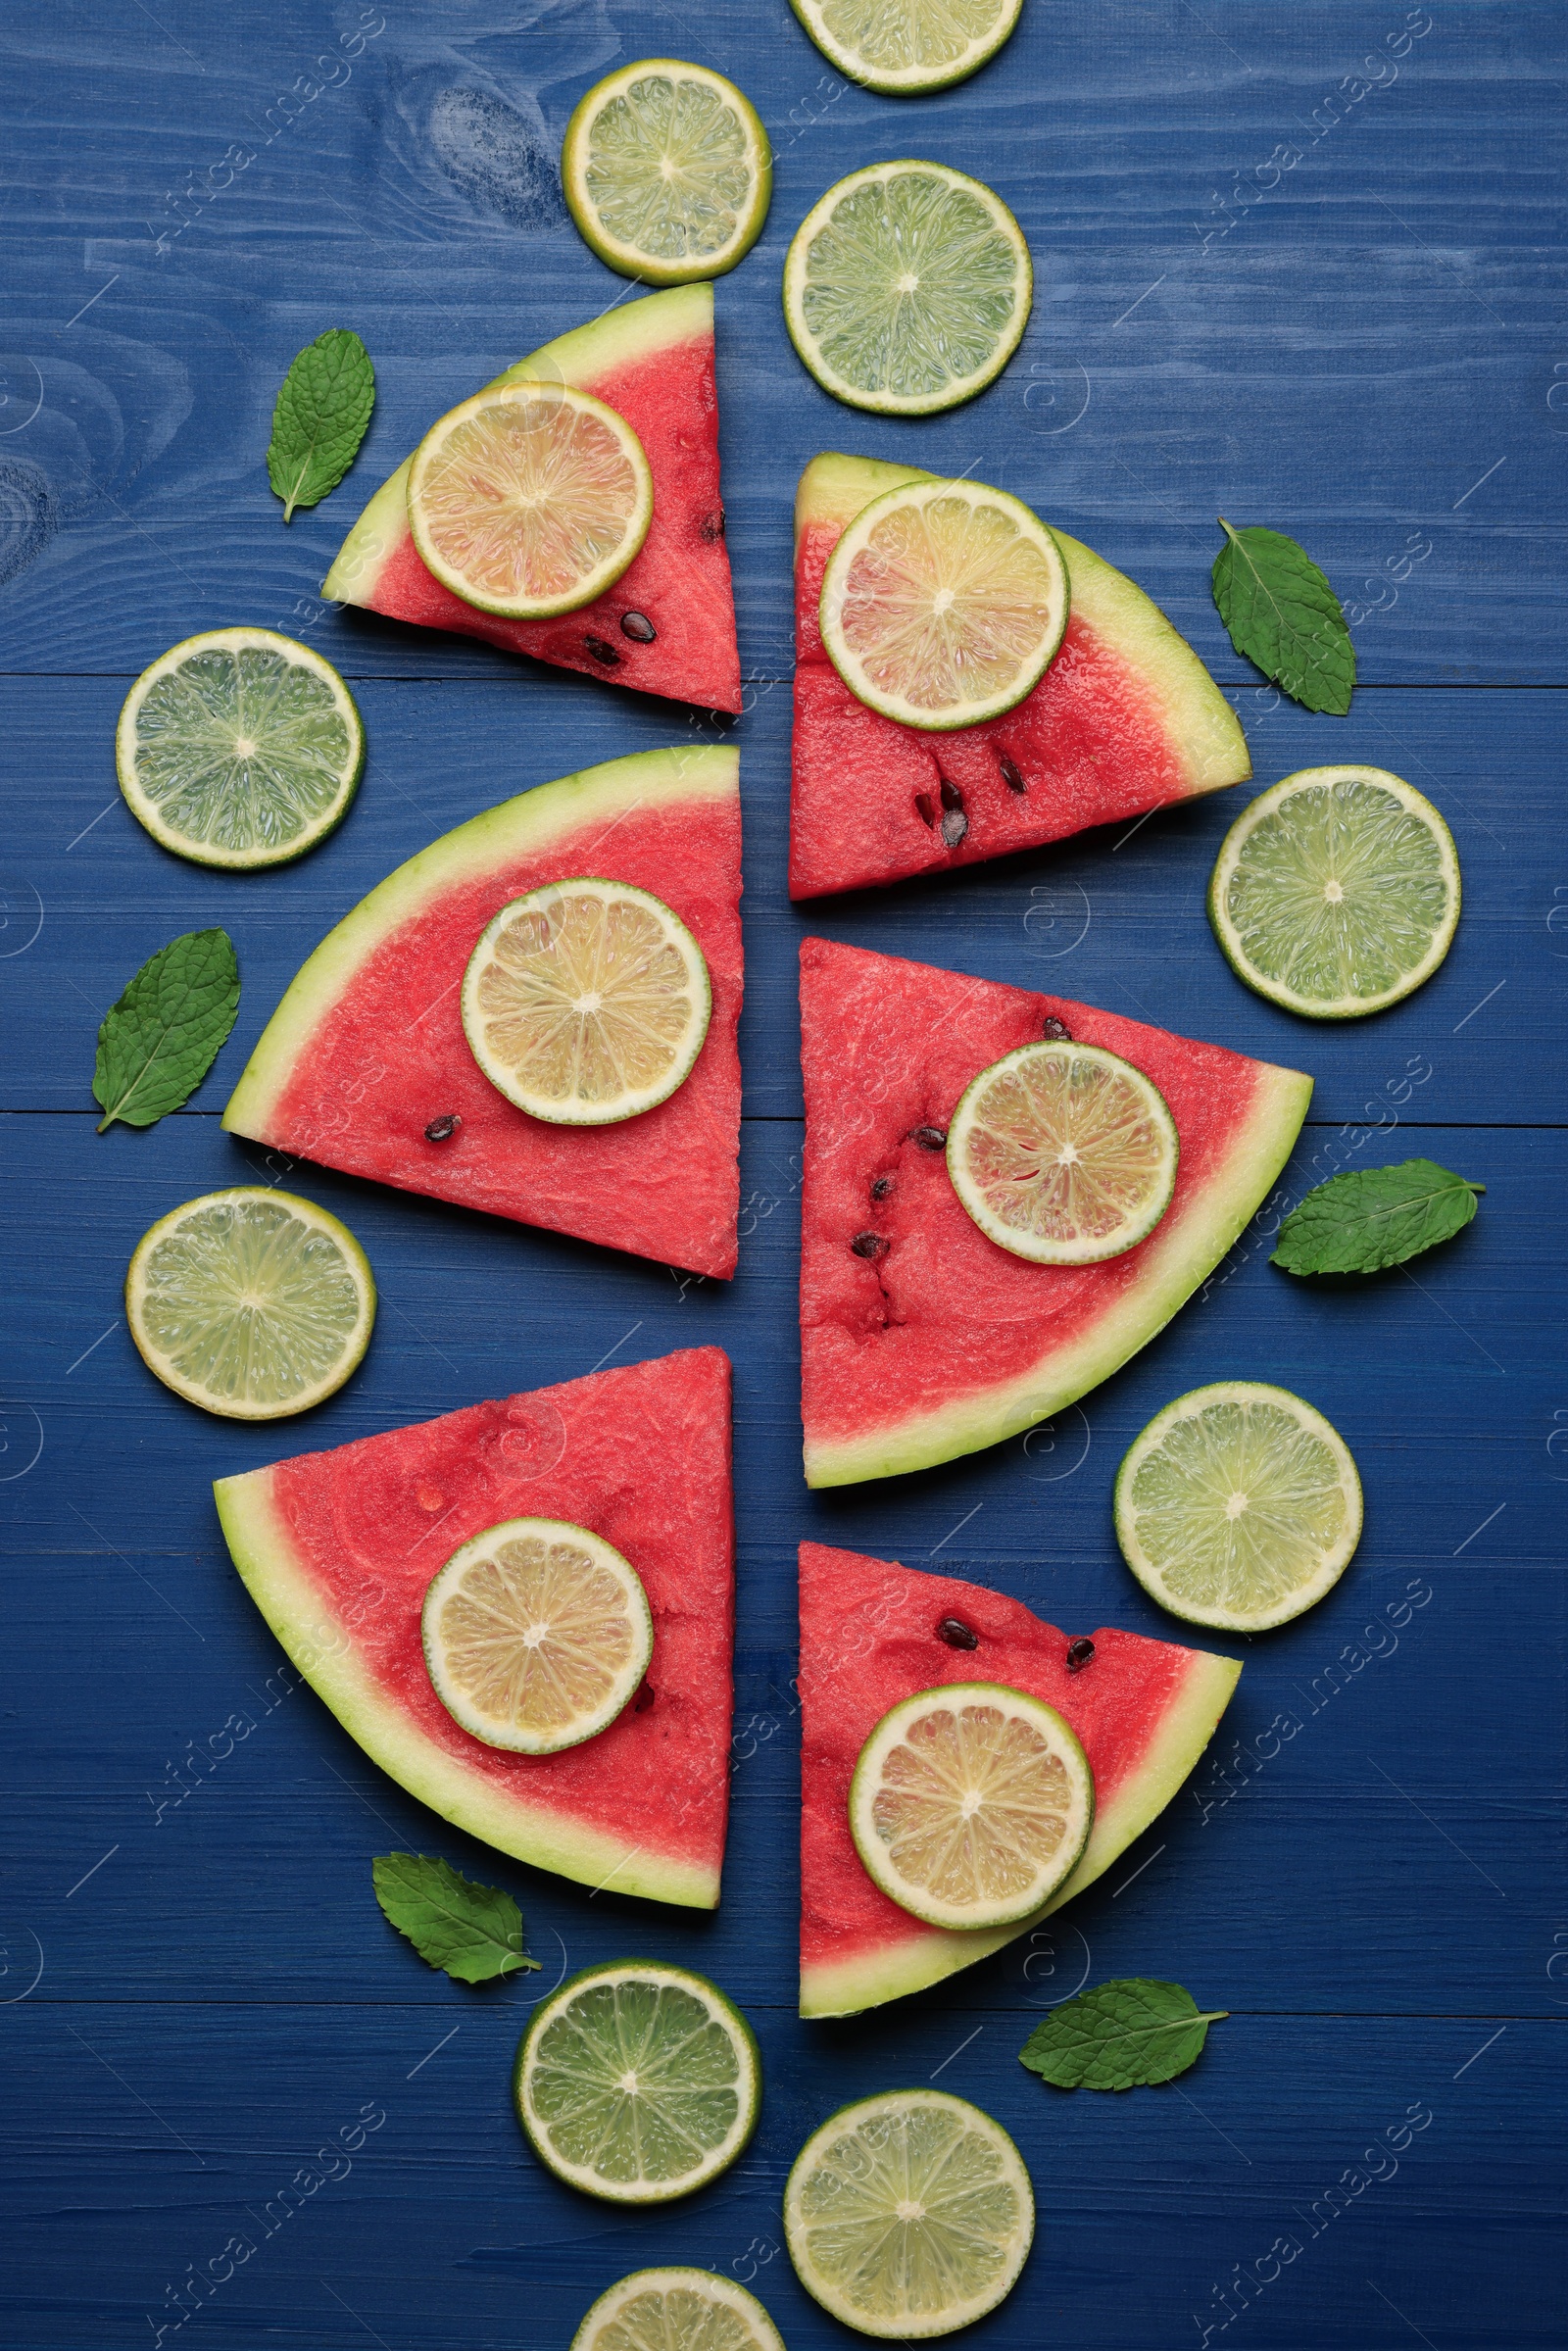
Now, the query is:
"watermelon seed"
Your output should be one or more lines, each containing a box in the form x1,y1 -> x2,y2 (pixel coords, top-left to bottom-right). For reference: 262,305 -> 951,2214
940,807 -> 968,848
939,776 -> 964,811
700,507 -> 726,541
910,1125 -> 947,1151
1041,1016 -> 1072,1042
424,1115 -> 462,1141
583,634 -> 621,666
914,791 -> 936,828
619,612 -> 657,643
870,1175 -> 893,1200
999,754 -> 1027,793
1066,1637 -> 1096,1672
851,1230 -> 888,1258
938,1616 -> 980,1649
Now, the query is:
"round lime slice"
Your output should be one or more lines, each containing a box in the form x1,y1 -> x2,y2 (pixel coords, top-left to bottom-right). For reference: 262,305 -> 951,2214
421,1517 -> 653,1755
819,477 -> 1068,729
562,59 -> 772,284
515,1960 -> 761,2204
1207,763 -> 1461,1018
125,1187 -> 374,1420
783,161 -> 1032,416
1114,1380 -> 1364,1632
947,1038 -> 1179,1264
407,382 -> 654,618
462,876 -> 711,1125
790,0 -> 1025,95
785,2088 -> 1034,2337
571,2270 -> 786,2351
850,1682 -> 1093,1932
116,628 -> 364,870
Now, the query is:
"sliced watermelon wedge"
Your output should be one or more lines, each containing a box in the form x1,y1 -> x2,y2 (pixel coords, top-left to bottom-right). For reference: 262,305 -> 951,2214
215,1348 -> 734,1909
799,1542 -> 1240,2015
790,452 -> 1250,899
223,746 -> 743,1279
800,939 -> 1310,1485
323,285 -> 741,715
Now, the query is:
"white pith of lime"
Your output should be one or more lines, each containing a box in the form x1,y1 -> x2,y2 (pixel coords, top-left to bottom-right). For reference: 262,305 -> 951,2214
790,0 -> 1025,95
116,628 -> 364,870
562,60 -> 772,284
461,875 -> 711,1124
570,2268 -> 787,2351
407,382 -> 654,618
124,1187 -> 375,1419
515,1960 -> 761,2203
1114,1379 -> 1364,1632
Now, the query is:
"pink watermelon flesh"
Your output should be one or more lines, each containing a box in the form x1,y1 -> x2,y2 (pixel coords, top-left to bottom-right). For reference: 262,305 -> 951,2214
214,1349 -> 734,1909
799,938 -> 1312,1485
799,1542 -> 1241,2014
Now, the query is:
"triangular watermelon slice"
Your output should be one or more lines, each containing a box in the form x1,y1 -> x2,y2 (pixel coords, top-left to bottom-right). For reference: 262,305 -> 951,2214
789,452 -> 1251,899
800,939 -> 1310,1485
215,1348 -> 734,1908
799,1542 -> 1240,2015
223,746 -> 743,1279
322,285 -> 742,715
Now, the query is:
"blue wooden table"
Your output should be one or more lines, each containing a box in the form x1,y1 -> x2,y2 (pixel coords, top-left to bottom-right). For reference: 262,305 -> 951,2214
2,5 -> 1564,2345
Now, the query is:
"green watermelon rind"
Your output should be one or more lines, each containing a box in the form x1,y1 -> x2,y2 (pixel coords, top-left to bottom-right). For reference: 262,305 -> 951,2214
220,744 -> 738,1144
800,1644 -> 1242,2017
803,1059 -> 1312,1489
323,285 -> 713,609
214,1466 -> 721,1909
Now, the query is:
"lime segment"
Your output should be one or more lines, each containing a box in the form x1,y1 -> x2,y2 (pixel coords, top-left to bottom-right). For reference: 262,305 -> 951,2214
515,1961 -> 761,2203
1115,1380 -> 1363,1632
791,0 -> 1025,95
785,2089 -> 1034,2338
125,1187 -> 374,1419
563,60 -> 772,283
1207,763 -> 1460,1018
571,2270 -> 786,2351
116,629 -> 363,870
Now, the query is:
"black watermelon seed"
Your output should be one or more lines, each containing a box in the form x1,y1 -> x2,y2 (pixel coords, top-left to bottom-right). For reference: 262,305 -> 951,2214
939,775 -> 964,811
633,1680 -> 657,1712
911,1125 -> 947,1151
1041,1015 -> 1072,1042
999,754 -> 1027,793
583,634 -> 621,666
870,1175 -> 893,1200
423,1115 -> 462,1142
938,1616 -> 980,1650
619,611 -> 657,643
914,791 -> 937,828
1066,1637 -> 1096,1673
851,1230 -> 888,1258
940,807 -> 968,848
700,508 -> 726,541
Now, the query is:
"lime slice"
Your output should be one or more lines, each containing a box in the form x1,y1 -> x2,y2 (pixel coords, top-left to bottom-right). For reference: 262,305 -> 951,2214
785,2089 -> 1034,2338
791,0 -> 1024,95
783,161 -> 1032,416
462,876 -> 711,1125
947,1039 -> 1179,1264
515,1960 -> 761,2203
562,60 -> 772,284
116,628 -> 364,870
125,1187 -> 374,1420
421,1517 -> 653,1755
1207,763 -> 1461,1019
407,383 -> 654,618
849,1682 -> 1093,1932
571,2270 -> 786,2351
1114,1380 -> 1364,1632
819,478 -> 1068,730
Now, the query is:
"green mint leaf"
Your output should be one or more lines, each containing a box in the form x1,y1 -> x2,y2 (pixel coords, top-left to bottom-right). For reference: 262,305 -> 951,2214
371,1853 -> 541,1984
93,928 -> 240,1132
1272,1158 -> 1484,1276
1212,517 -> 1355,714
267,328 -> 375,521
1019,1978 -> 1226,2090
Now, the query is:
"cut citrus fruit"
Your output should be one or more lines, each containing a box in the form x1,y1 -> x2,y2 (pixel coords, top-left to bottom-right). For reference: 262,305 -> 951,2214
562,60 -> 772,284
571,2270 -> 786,2351
461,876 -> 711,1125
515,1960 -> 761,2202
1114,1380 -> 1363,1632
783,162 -> 1032,416
947,1039 -> 1179,1264
785,2089 -> 1034,2337
790,0 -> 1024,94
1207,763 -> 1461,1018
849,1682 -> 1093,1931
406,383 -> 654,618
421,1516 -> 653,1754
116,628 -> 364,870
125,1187 -> 374,1420
819,477 -> 1068,729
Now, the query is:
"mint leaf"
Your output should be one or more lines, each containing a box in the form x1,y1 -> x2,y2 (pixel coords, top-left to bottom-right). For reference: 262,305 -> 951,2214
1019,1979 -> 1226,2090
1212,518 -> 1355,714
267,328 -> 375,521
1272,1158 -> 1484,1276
93,928 -> 240,1132
371,1853 -> 541,1984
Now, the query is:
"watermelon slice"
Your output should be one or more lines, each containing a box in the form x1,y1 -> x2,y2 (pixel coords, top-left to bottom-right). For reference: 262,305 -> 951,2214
223,746 -> 743,1279
799,1542 -> 1240,2015
215,1348 -> 735,1909
800,939 -> 1310,1486
322,285 -> 741,715
789,453 -> 1251,899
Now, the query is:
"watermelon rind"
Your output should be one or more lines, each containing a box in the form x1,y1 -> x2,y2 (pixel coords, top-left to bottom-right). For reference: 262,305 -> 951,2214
221,743 -> 736,1147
